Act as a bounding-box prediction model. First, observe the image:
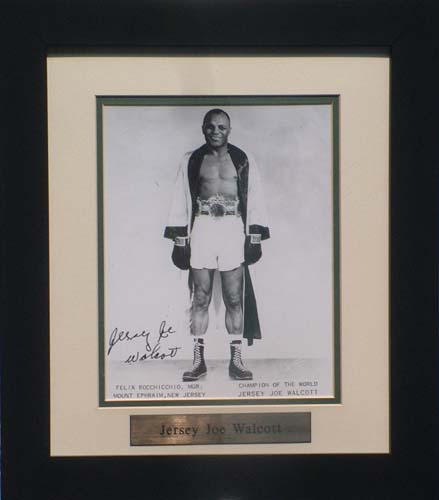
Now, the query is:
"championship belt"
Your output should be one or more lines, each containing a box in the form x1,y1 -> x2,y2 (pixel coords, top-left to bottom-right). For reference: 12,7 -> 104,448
196,196 -> 240,219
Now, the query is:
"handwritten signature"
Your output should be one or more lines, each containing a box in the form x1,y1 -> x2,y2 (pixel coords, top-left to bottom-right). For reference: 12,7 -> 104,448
107,320 -> 181,364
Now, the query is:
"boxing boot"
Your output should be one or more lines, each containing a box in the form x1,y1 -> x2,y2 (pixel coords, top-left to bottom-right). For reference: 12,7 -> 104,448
183,338 -> 207,381
229,340 -> 253,380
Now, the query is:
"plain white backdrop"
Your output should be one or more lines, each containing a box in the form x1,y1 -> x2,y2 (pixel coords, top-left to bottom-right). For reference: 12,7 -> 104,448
103,104 -> 333,362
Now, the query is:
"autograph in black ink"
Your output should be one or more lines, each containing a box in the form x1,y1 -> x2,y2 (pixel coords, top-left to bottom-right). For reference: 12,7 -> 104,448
107,320 -> 181,364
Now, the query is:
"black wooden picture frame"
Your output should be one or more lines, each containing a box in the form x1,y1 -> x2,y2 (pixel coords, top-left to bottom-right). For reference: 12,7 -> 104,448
2,1 -> 438,498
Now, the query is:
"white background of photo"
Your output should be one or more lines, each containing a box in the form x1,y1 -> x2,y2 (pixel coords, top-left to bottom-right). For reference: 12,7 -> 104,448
103,104 -> 333,361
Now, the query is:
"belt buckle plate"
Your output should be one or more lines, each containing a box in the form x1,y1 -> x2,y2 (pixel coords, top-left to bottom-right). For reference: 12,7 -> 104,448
209,202 -> 226,219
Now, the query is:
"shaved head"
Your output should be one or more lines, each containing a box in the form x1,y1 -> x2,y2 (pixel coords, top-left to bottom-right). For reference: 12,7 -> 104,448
202,109 -> 231,128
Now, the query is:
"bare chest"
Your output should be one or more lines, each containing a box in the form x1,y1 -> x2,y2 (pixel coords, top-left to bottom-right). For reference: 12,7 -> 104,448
199,154 -> 237,182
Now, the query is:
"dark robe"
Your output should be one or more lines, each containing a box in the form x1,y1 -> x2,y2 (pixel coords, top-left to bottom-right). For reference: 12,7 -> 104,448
165,143 -> 270,345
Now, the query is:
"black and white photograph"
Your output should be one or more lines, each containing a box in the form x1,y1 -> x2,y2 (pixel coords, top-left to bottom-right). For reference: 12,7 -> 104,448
100,96 -> 339,406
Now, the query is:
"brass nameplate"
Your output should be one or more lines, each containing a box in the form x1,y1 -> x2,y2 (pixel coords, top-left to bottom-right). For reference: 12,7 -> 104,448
130,413 -> 311,446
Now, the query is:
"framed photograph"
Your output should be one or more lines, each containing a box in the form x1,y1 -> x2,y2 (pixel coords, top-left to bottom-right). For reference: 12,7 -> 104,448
48,55 -> 388,455
99,95 -> 340,407
4,1 -> 438,499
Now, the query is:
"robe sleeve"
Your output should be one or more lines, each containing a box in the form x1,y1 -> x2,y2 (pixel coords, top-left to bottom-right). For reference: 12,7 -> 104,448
246,153 -> 270,240
164,154 -> 191,240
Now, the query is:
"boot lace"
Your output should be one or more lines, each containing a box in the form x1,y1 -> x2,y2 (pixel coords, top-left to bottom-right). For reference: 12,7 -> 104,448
232,346 -> 246,369
193,343 -> 202,367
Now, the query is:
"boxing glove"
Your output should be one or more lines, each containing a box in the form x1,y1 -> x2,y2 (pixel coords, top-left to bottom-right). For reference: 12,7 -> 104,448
244,234 -> 262,265
172,236 -> 191,270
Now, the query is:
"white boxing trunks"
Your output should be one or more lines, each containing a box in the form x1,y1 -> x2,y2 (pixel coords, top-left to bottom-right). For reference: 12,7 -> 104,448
190,215 -> 245,271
